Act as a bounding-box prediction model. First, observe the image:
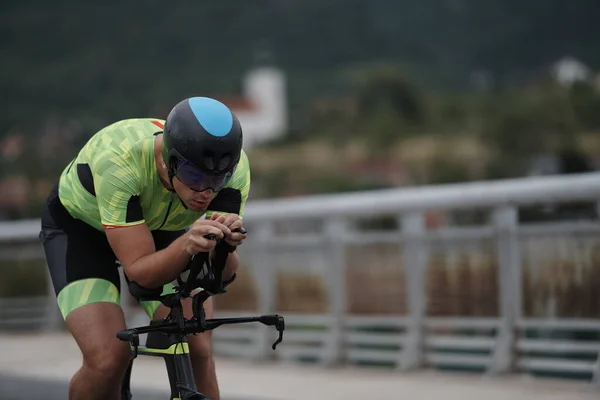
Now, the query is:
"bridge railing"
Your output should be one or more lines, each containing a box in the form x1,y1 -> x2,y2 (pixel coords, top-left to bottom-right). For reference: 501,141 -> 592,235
1,172 -> 600,383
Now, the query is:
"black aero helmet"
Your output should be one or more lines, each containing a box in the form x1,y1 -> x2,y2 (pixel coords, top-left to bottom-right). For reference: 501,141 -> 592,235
162,97 -> 243,191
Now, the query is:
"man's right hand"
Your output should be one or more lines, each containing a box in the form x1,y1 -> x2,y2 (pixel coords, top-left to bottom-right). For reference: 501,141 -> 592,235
185,219 -> 232,255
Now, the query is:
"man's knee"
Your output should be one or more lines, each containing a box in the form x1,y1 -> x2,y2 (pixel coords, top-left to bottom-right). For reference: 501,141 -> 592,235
190,332 -> 213,361
65,301 -> 131,382
83,340 -> 131,379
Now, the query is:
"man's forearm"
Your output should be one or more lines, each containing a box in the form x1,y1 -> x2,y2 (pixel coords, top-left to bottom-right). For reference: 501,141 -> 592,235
221,250 -> 239,282
126,232 -> 239,289
127,232 -> 192,288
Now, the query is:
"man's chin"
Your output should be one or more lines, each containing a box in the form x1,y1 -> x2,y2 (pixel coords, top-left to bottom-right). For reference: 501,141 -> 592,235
188,199 -> 209,211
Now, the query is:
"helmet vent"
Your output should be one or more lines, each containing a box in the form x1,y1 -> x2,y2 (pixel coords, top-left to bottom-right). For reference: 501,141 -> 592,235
203,151 -> 215,170
219,154 -> 232,170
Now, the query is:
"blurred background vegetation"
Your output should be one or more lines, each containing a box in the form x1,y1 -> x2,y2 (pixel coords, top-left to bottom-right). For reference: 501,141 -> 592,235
2,0 -> 600,219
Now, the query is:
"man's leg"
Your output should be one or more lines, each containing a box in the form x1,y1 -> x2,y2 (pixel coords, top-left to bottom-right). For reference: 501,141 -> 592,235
65,301 -> 131,400
153,297 -> 220,400
39,188 -> 132,400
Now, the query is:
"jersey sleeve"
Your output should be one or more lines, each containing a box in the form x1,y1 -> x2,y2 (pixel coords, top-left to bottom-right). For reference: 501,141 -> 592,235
93,150 -> 145,229
205,150 -> 251,218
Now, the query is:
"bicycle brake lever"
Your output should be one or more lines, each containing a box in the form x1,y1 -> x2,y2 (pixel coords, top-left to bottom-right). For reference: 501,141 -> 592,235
272,316 -> 285,350
272,331 -> 283,350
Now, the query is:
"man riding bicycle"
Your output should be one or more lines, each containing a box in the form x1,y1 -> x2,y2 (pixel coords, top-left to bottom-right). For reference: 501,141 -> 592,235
39,97 -> 250,400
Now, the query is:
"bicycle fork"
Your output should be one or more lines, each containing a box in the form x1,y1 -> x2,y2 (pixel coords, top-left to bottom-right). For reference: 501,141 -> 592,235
120,326 -> 208,400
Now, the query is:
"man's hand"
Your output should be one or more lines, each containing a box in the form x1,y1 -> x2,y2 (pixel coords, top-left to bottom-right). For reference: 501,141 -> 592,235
210,212 -> 247,247
186,219 -> 231,255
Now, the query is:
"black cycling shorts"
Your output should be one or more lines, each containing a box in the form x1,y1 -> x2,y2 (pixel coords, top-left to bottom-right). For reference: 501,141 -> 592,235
39,184 -> 185,320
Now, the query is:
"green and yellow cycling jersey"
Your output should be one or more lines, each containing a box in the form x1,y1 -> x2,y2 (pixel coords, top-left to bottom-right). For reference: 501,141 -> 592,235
57,118 -> 251,231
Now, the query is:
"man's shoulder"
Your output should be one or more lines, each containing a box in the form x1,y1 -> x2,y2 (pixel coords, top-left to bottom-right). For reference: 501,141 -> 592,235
86,118 -> 164,157
232,149 -> 251,181
239,149 -> 250,170
97,118 -> 165,136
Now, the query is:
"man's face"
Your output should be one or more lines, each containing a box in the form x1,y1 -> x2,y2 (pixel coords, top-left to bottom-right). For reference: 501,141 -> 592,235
172,177 -> 215,211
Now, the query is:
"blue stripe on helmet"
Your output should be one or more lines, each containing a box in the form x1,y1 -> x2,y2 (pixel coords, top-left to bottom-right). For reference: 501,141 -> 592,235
188,97 -> 233,137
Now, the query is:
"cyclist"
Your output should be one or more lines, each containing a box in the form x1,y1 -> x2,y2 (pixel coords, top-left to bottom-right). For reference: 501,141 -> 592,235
39,96 -> 250,400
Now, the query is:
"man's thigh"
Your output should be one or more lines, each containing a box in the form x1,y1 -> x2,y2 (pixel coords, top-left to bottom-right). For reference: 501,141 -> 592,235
39,192 -> 130,370
65,301 -> 130,369
40,191 -> 123,320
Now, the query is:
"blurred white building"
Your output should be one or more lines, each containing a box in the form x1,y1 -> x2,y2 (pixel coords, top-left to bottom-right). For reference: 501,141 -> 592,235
219,66 -> 288,148
551,56 -> 591,86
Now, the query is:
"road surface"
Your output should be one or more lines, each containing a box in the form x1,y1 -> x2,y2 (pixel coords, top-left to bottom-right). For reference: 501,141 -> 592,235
0,332 -> 597,400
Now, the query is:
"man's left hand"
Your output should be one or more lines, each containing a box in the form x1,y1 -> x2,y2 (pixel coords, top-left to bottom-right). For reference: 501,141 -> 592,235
209,212 -> 247,247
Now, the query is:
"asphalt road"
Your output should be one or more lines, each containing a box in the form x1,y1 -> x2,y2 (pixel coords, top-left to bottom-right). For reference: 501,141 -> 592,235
0,373 -> 259,400
0,373 -> 169,399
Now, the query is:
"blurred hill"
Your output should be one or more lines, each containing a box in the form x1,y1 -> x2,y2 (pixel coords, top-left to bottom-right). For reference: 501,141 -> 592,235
2,0 -> 600,218
2,0 -> 600,133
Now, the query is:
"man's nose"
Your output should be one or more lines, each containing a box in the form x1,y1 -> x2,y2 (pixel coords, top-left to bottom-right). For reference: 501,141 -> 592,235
199,188 -> 214,197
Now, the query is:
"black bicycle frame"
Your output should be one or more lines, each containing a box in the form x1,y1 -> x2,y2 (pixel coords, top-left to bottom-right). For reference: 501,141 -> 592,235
117,234 -> 285,400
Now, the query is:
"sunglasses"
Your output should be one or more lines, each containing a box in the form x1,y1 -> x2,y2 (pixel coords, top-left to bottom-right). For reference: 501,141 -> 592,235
175,160 -> 233,192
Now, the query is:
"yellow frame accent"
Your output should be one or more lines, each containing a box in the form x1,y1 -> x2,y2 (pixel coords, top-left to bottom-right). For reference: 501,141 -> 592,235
136,342 -> 190,355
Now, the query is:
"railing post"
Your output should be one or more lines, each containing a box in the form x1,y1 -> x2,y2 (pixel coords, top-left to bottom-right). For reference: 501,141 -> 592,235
489,205 -> 521,374
252,221 -> 277,362
593,355 -> 600,387
398,212 -> 427,371
323,217 -> 348,366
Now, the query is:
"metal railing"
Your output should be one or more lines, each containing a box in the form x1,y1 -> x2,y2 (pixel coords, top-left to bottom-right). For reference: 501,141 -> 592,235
1,172 -> 600,383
